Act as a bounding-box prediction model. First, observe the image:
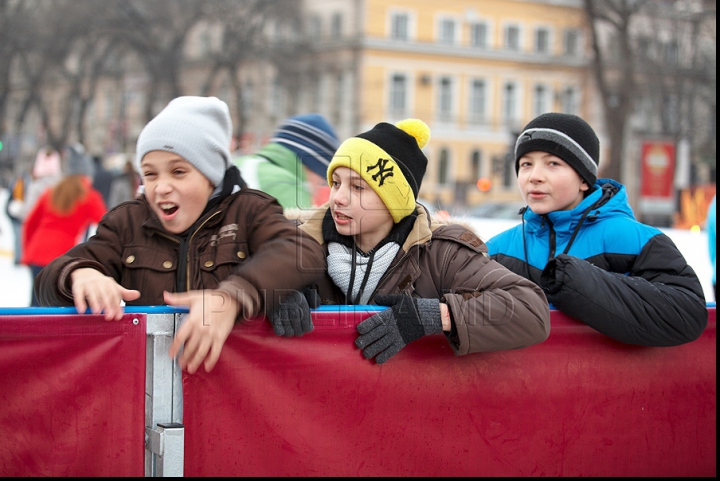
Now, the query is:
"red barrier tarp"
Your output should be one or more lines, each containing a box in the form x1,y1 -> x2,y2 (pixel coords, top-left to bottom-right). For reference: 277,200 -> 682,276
183,308 -> 716,477
0,314 -> 146,476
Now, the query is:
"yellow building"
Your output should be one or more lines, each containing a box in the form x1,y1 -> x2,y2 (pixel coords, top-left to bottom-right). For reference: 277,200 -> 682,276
4,0 -> 598,214
302,0 -> 596,210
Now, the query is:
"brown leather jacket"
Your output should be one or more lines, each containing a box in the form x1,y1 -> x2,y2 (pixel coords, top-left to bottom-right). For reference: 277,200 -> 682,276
300,205 -> 551,355
35,189 -> 326,318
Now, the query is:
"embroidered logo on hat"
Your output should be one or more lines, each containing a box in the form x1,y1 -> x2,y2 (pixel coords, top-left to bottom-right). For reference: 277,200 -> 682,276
367,158 -> 394,186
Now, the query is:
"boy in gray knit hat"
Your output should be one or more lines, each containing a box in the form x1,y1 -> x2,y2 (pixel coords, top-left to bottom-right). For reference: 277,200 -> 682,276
34,96 -> 326,374
487,112 -> 707,347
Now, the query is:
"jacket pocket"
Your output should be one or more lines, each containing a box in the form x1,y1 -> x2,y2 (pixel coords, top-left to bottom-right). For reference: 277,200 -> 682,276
199,241 -> 248,274
120,246 -> 178,299
122,246 -> 179,273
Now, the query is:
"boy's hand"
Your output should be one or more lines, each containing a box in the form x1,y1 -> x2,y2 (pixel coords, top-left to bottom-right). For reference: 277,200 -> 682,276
268,288 -> 319,337
355,295 -> 442,364
70,268 -> 141,321
165,289 -> 240,374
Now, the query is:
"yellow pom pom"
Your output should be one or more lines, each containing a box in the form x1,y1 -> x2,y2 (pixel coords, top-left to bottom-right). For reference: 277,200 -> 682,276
396,118 -> 430,149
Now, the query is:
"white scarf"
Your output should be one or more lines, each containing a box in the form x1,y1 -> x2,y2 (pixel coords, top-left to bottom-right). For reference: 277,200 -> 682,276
327,241 -> 400,304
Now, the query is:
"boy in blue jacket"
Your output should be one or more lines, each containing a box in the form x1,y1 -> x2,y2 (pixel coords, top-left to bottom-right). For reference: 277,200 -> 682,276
486,112 -> 707,347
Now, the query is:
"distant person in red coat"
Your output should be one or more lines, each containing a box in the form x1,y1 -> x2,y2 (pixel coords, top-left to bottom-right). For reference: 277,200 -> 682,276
22,143 -> 107,306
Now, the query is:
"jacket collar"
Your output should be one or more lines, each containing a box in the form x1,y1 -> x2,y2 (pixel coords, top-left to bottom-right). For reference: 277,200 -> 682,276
522,178 -> 626,234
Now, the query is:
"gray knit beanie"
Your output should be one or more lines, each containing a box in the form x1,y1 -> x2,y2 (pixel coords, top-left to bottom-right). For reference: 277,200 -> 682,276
136,96 -> 232,187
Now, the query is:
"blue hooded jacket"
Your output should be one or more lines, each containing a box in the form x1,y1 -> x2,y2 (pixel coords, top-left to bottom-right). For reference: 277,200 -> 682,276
487,179 -> 707,346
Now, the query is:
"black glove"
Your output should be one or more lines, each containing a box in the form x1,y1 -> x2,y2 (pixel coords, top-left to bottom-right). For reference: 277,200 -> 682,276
540,255 -> 570,296
355,294 -> 442,364
268,288 -> 320,337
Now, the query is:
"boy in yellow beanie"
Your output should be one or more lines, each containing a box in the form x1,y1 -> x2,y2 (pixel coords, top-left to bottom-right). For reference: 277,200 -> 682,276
271,119 -> 551,363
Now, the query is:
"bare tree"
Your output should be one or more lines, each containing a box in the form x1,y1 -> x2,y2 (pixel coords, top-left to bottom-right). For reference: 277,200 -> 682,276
10,0 -> 86,151
0,0 -> 37,168
200,0 -> 307,138
584,0 -> 716,184
105,0 -> 208,122
584,0 -> 648,183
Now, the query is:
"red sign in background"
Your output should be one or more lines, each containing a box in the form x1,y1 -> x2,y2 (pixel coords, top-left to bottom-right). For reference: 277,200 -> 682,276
641,140 -> 676,199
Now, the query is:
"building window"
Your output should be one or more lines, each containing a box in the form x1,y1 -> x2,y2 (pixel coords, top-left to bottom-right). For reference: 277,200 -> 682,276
503,82 -> 517,123
470,22 -> 487,48
636,36 -> 651,59
308,15 -> 322,40
312,77 -> 322,112
438,148 -> 450,185
104,93 -> 114,120
563,29 -> 579,56
505,24 -> 520,50
533,84 -> 548,117
535,27 -> 550,54
438,77 -> 453,122
471,150 -> 483,179
391,12 -> 409,40
332,72 -> 344,125
503,155 -> 514,189
390,74 -> 407,116
438,18 -> 456,45
664,40 -> 679,65
561,87 -> 577,115
271,78 -> 286,118
662,94 -> 679,132
199,31 -> 212,56
469,79 -> 486,123
330,13 -> 342,38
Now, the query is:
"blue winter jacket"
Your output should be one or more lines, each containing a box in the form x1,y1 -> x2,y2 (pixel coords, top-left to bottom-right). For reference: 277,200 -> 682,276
486,179 -> 707,347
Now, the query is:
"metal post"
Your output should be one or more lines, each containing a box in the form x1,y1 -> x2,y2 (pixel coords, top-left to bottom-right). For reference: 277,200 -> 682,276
145,313 -> 185,476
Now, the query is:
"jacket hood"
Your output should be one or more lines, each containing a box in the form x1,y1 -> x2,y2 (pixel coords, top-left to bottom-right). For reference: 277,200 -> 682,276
256,142 -> 306,178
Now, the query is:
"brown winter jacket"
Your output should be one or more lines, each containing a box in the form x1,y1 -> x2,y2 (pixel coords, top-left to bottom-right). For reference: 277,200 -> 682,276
299,205 -> 551,355
35,189 -> 326,318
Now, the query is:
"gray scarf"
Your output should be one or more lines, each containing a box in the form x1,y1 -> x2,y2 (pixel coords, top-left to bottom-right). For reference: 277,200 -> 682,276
327,241 -> 400,304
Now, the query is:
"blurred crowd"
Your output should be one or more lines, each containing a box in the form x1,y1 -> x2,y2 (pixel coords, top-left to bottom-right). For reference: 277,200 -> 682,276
4,144 -> 141,304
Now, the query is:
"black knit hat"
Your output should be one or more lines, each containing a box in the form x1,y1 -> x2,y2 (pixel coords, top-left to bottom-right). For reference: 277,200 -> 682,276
515,112 -> 600,186
327,119 -> 430,223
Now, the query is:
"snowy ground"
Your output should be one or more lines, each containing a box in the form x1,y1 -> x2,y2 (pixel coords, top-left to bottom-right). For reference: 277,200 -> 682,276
0,187 -> 714,308
0,188 -> 32,307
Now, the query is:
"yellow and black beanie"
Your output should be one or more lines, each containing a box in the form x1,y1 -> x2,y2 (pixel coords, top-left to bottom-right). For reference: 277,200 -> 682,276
327,118 -> 430,223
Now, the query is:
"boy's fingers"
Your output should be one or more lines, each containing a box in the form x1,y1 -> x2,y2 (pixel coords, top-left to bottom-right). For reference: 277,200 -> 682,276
164,290 -> 191,306
169,323 -> 191,359
186,338 -> 212,375
204,342 -> 223,373
74,297 -> 87,315
122,289 -> 141,301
